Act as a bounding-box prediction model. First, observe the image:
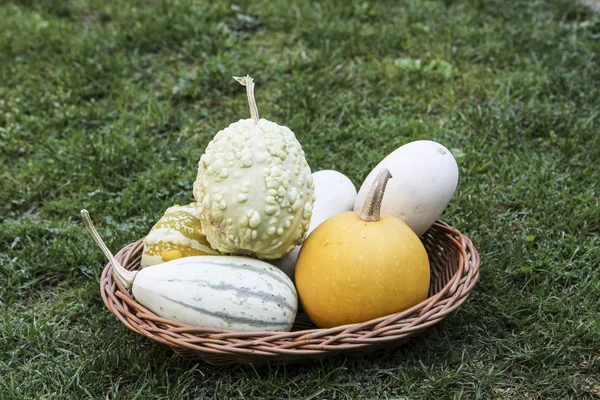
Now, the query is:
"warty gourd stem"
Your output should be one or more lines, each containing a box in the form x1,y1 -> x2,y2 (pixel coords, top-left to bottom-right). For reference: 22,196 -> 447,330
359,168 -> 393,222
233,75 -> 260,122
80,209 -> 137,290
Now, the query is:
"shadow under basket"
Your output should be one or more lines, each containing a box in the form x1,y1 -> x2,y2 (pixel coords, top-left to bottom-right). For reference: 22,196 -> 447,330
100,220 -> 480,366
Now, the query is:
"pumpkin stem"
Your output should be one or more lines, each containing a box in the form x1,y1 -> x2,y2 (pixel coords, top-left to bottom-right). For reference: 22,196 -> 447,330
359,168 -> 393,222
233,75 -> 259,122
80,209 -> 137,290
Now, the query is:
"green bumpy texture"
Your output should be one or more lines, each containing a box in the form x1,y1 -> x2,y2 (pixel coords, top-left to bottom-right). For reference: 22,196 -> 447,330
193,118 -> 315,260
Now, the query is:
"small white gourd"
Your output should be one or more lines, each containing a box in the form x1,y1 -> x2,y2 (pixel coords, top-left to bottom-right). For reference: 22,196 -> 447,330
193,76 -> 315,260
273,170 -> 357,280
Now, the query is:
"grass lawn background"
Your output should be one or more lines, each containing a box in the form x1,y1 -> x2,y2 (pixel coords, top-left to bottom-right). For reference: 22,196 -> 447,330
0,0 -> 599,398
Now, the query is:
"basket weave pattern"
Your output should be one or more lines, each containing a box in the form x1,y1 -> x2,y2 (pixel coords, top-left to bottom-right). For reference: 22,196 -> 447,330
100,220 -> 480,366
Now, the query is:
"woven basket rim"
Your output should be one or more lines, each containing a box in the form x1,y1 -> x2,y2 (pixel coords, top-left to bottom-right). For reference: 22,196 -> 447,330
99,220 -> 480,365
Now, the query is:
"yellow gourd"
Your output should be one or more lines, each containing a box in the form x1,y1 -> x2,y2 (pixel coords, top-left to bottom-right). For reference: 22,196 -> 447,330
295,168 -> 430,328
141,203 -> 219,267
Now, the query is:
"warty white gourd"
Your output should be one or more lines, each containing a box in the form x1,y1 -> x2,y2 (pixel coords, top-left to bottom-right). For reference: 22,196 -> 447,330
193,76 -> 315,260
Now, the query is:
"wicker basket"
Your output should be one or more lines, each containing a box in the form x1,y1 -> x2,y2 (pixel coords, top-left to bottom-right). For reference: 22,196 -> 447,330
100,220 -> 480,366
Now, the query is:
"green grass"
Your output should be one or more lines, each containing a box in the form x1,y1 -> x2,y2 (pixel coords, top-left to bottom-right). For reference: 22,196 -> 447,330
1,0 -> 599,398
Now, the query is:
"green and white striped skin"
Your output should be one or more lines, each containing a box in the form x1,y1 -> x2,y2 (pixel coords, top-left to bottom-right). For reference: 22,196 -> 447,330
81,210 -> 298,332
132,256 -> 298,332
141,203 -> 219,267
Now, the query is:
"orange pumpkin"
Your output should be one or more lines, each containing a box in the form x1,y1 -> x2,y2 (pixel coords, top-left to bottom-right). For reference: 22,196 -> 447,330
295,169 -> 430,328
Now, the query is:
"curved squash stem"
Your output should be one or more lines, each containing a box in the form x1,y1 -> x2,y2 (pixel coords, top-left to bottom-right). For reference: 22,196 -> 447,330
233,75 -> 259,122
359,168 -> 393,222
80,209 -> 137,290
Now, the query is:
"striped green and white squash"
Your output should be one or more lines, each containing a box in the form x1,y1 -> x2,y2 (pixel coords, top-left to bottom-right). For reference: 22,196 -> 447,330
82,209 -> 297,332
141,203 -> 219,267
132,256 -> 298,332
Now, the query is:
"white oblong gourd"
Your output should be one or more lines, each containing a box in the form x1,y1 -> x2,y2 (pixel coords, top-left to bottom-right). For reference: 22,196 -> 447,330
353,140 -> 459,236
81,210 -> 298,333
309,170 -> 357,233
273,170 -> 357,280
133,256 -> 298,332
